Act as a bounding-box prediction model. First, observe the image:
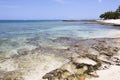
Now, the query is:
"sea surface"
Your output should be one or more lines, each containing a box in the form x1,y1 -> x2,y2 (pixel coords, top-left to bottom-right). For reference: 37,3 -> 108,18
0,20 -> 120,57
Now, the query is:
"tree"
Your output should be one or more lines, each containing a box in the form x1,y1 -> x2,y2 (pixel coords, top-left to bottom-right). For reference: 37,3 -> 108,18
100,5 -> 120,19
100,11 -> 120,19
116,5 -> 120,12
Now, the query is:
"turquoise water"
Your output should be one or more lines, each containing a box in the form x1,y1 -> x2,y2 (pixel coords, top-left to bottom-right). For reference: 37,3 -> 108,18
0,20 -> 120,57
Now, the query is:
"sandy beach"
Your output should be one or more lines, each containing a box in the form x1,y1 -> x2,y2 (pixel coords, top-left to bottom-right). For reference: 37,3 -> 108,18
87,65 -> 120,80
63,19 -> 120,26
96,19 -> 120,26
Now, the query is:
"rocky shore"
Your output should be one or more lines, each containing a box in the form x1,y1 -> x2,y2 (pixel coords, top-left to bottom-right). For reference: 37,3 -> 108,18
43,38 -> 120,80
0,38 -> 120,80
63,20 -> 98,24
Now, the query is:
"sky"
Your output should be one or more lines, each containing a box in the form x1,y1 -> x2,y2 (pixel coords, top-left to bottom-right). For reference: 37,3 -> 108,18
0,0 -> 120,20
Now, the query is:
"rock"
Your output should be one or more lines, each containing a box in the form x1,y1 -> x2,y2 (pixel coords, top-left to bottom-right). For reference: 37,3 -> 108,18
42,55 -> 101,80
0,71 -> 23,80
79,76 -> 85,80
98,63 -> 111,70
42,69 -> 72,80
17,48 -> 30,56
110,56 -> 120,65
89,71 -> 99,78
72,57 -> 97,66
61,62 -> 76,74
42,38 -> 120,80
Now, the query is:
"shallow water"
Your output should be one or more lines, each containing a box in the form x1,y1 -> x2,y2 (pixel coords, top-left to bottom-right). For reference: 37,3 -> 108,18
0,20 -> 120,57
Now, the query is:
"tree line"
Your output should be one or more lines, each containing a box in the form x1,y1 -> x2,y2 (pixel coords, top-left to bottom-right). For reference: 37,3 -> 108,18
100,6 -> 120,19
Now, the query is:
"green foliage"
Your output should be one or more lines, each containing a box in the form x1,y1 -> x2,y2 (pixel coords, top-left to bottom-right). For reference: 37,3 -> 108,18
100,11 -> 120,19
100,5 -> 120,19
116,6 -> 120,12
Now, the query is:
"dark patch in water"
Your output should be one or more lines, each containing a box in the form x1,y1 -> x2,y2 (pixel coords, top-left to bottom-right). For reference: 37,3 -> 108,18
26,37 -> 42,46
52,37 -> 81,46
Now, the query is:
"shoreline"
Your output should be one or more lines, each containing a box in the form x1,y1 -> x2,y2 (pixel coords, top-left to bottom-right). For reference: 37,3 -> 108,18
43,38 -> 120,80
63,19 -> 120,26
0,21 -> 120,80
96,19 -> 120,26
0,38 -> 120,80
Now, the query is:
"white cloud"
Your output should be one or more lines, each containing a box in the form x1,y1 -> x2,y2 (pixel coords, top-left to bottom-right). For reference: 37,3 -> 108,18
54,0 -> 65,4
98,0 -> 102,3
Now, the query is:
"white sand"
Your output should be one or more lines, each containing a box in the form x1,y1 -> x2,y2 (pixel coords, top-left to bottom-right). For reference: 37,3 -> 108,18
86,65 -> 120,80
97,19 -> 120,25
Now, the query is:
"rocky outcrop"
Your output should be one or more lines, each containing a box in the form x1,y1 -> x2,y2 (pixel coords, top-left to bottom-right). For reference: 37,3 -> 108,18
42,38 -> 120,80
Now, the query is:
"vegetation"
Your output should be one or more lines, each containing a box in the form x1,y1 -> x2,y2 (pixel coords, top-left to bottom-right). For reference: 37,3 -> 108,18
100,6 -> 120,19
116,6 -> 120,12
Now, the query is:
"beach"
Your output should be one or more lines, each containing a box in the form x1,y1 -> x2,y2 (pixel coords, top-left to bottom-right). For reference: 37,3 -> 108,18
96,19 -> 120,26
0,0 -> 120,79
64,19 -> 120,26
0,38 -> 120,80
0,20 -> 120,80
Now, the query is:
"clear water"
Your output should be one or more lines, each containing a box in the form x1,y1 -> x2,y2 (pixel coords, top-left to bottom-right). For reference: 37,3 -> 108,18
0,20 -> 120,57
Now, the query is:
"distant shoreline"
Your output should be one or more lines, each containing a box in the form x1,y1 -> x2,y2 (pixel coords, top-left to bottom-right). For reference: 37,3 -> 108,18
96,19 -> 120,26
63,19 -> 120,26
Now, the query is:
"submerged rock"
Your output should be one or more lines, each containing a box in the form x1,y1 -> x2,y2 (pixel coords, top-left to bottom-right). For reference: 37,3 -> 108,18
52,37 -> 80,46
17,48 -> 30,56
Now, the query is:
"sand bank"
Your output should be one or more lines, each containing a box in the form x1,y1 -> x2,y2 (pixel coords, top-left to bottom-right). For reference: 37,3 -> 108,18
96,19 -> 120,26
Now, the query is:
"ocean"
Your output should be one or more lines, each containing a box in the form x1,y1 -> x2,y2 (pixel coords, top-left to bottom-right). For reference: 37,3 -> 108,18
0,20 -> 120,57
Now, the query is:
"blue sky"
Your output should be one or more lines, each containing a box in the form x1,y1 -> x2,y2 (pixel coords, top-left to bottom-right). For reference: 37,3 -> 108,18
0,0 -> 120,20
